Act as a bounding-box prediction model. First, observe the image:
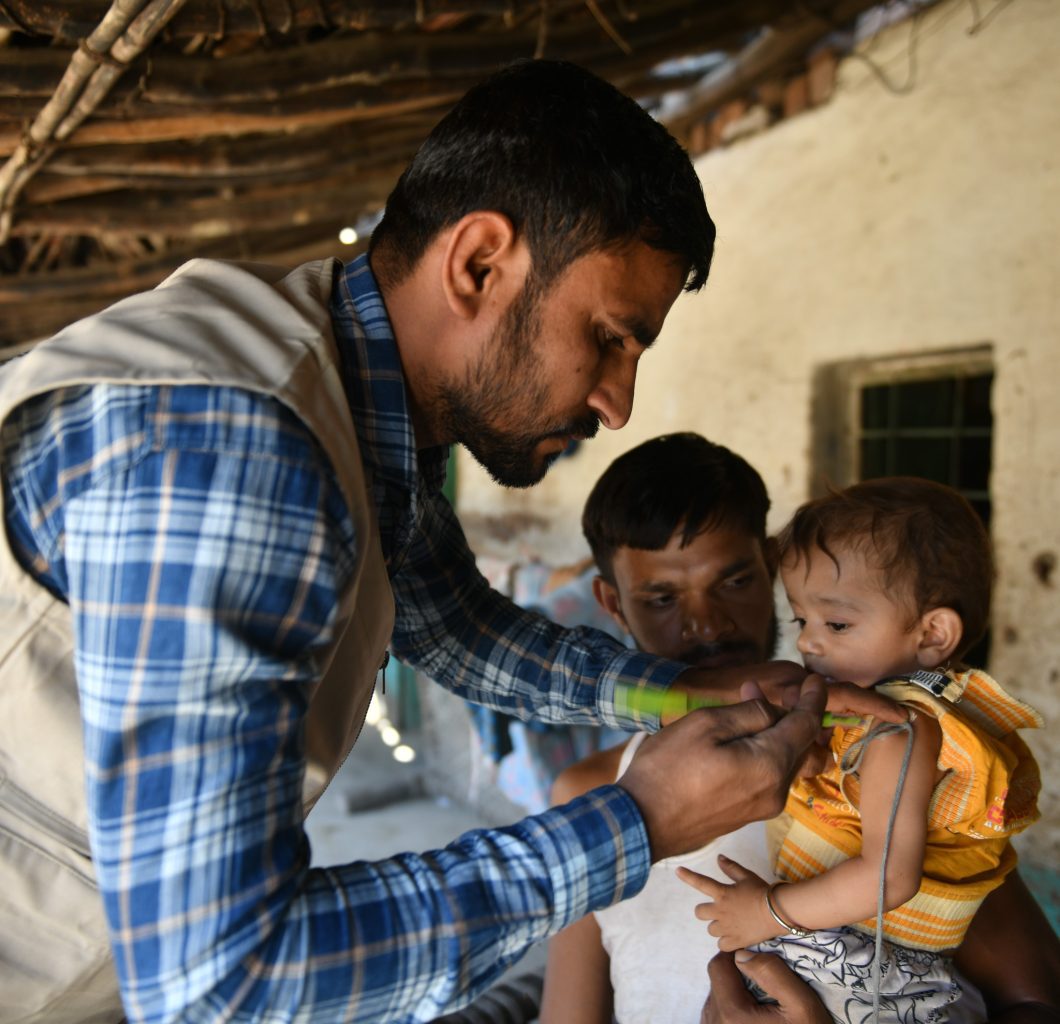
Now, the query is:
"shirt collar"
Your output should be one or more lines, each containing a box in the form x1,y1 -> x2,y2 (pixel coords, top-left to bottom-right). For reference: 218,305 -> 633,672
330,252 -> 449,497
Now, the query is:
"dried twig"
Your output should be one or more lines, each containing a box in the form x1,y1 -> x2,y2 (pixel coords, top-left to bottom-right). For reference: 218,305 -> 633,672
584,0 -> 632,54
0,0 -> 188,241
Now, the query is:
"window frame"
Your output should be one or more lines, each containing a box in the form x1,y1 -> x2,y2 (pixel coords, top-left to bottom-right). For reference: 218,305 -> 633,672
811,345 -> 994,494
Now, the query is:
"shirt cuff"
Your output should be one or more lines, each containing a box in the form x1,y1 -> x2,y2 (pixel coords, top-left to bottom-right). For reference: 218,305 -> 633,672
512,784 -> 651,932
596,650 -> 688,732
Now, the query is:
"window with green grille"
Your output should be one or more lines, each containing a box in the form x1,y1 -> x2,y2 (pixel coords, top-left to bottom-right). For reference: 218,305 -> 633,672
859,371 -> 993,526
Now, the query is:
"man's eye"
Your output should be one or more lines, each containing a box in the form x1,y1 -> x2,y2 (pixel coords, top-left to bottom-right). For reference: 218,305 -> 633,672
644,595 -> 675,609
600,330 -> 625,351
826,622 -> 850,633
722,574 -> 753,590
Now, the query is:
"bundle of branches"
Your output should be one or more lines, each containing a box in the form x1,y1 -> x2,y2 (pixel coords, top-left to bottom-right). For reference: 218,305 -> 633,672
0,0 -> 883,349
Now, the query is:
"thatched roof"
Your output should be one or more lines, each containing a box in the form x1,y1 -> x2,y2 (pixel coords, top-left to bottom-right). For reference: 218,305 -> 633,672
0,0 -> 887,349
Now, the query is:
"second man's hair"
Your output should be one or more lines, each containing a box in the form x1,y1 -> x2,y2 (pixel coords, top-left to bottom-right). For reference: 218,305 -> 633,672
583,433 -> 770,583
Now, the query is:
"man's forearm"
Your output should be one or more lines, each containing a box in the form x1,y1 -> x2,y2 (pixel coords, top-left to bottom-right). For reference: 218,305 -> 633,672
388,492 -> 684,731
101,788 -> 650,1022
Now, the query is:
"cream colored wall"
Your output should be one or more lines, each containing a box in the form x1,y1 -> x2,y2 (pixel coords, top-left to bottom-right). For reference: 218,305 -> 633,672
456,0 -> 1060,862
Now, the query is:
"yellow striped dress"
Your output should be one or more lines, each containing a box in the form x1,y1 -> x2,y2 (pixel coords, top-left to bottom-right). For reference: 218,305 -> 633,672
772,668 -> 1043,952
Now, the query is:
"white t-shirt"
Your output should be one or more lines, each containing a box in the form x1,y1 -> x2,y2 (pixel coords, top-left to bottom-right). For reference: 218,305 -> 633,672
594,733 -> 776,1024
594,733 -> 989,1024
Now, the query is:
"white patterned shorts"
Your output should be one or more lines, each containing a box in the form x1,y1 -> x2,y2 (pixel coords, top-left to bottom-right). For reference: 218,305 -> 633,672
750,928 -> 976,1024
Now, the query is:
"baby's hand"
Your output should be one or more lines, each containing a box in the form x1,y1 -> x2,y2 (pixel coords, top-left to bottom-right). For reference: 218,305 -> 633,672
676,855 -> 782,951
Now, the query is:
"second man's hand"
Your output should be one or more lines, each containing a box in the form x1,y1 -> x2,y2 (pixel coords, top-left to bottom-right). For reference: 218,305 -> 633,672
701,952 -> 832,1024
618,675 -> 826,863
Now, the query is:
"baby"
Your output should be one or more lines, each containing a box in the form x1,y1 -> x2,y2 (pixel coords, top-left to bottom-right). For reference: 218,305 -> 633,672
679,477 -> 1043,1023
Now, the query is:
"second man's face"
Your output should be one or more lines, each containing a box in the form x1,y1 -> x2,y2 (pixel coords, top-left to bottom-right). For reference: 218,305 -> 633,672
596,521 -> 777,668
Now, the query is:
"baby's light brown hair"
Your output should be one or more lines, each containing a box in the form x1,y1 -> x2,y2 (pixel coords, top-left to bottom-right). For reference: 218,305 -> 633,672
776,477 -> 993,660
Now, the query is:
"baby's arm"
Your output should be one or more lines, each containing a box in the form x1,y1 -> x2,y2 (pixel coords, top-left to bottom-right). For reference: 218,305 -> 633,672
680,714 -> 941,950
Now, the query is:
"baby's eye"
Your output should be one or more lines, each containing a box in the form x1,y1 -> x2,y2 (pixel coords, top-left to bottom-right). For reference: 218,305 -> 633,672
825,622 -> 850,634
790,616 -> 806,629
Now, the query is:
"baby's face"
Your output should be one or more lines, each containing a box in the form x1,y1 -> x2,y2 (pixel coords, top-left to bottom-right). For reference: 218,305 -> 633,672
780,543 -> 922,687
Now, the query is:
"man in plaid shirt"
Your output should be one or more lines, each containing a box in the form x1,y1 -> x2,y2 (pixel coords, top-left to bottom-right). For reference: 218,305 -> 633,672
0,61 -> 889,1023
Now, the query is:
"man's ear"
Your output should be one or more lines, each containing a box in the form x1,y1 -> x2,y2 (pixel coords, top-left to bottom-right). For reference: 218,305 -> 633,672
592,575 -> 631,635
915,607 -> 963,669
439,211 -> 525,320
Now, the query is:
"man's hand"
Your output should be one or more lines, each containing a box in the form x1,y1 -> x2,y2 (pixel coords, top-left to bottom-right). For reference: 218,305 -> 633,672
677,857 -> 780,951
673,662 -> 908,727
702,951 -> 831,1024
666,661 -> 807,725
619,676 -> 825,862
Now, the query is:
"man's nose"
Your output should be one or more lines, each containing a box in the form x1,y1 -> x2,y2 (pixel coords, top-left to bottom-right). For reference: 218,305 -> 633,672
587,356 -> 636,430
680,597 -> 733,642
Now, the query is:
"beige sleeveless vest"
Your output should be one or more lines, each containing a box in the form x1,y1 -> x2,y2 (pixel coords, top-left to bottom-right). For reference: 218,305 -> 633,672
0,258 -> 395,1023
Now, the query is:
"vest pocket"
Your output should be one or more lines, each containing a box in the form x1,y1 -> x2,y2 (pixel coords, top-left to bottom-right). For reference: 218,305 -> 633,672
0,797 -> 123,1023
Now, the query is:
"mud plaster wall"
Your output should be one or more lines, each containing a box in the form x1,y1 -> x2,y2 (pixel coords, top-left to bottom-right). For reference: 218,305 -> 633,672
455,0 -> 1060,864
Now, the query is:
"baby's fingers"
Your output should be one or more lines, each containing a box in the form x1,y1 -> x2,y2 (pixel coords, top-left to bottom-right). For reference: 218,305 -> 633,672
715,854 -> 761,883
675,865 -> 725,897
693,900 -> 718,923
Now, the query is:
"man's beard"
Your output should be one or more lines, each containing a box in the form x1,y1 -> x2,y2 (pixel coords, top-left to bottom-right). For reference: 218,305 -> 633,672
678,612 -> 779,667
435,274 -> 598,488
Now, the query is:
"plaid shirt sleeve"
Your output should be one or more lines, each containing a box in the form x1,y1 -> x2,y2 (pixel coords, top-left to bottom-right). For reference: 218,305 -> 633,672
390,487 -> 688,731
4,383 -> 652,1024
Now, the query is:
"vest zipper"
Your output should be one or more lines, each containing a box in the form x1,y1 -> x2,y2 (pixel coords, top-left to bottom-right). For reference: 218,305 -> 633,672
0,777 -> 92,859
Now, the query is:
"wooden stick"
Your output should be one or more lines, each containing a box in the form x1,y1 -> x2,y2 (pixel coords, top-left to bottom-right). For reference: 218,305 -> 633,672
0,0 -> 188,240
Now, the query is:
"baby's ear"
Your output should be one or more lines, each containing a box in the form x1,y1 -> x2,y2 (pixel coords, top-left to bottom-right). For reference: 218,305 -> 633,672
915,607 -> 963,669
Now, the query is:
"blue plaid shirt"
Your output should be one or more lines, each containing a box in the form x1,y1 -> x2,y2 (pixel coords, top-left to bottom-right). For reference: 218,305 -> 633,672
1,254 -> 684,1022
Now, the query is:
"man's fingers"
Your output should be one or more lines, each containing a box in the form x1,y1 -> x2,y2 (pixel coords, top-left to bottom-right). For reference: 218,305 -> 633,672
823,679 -> 907,724
622,673 -> 828,862
745,674 -> 825,762
794,673 -> 826,714
676,659 -> 808,708
798,743 -> 829,778
706,952 -> 761,1013
733,951 -> 831,1021
691,696 -> 780,744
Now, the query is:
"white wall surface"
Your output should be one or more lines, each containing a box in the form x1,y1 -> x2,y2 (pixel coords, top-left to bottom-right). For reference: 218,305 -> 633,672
456,0 -> 1060,862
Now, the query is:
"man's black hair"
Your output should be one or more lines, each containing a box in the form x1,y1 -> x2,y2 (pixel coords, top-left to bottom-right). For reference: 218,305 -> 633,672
583,433 -> 770,583
370,59 -> 715,292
